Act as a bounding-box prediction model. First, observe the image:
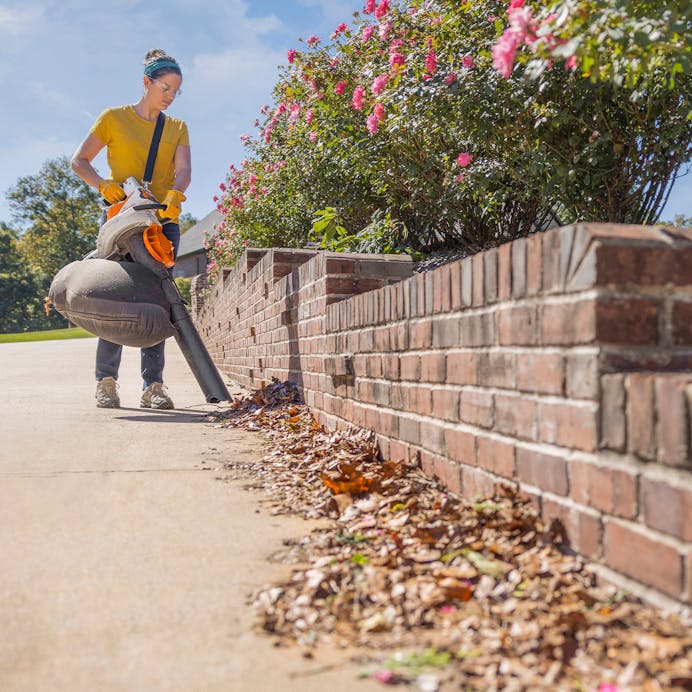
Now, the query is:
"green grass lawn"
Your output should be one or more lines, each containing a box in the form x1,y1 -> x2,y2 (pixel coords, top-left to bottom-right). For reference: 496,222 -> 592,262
0,327 -> 96,343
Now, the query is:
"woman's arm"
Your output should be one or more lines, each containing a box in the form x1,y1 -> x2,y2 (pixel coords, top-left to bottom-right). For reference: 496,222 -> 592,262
172,144 -> 191,193
71,133 -> 108,190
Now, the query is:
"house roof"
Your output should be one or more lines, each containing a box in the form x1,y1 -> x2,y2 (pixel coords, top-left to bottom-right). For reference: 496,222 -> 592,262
177,209 -> 223,258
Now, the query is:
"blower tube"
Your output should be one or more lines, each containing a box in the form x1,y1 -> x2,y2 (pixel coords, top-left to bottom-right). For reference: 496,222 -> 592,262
126,233 -> 231,403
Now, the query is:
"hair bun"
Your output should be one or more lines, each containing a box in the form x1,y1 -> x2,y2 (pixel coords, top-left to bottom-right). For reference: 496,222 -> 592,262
143,49 -> 168,65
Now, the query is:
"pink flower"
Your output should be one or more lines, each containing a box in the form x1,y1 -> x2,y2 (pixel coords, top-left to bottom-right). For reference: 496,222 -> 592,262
445,72 -> 457,85
373,670 -> 394,684
374,0 -> 390,19
378,20 -> 391,40
362,24 -> 375,41
508,4 -> 534,42
364,0 -> 376,13
509,0 -> 525,7
373,102 -> 385,121
248,173 -> 257,185
389,51 -> 405,67
306,35 -> 320,47
351,86 -> 366,110
456,152 -> 473,167
454,173 -> 465,183
309,130 -> 318,142
565,55 -> 578,70
331,22 -> 348,38
290,103 -> 301,120
305,108 -> 314,125
597,686 -> 622,692
371,73 -> 389,95
330,56 -> 340,67
260,104 -> 269,114
366,113 -> 379,135
492,30 -> 519,78
287,48 -> 296,64
219,182 -> 226,192
462,54 -> 475,69
426,50 -> 438,74
335,80 -> 346,94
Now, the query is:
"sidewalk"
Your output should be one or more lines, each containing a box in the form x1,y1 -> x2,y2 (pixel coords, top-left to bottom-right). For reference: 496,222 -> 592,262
0,338 -> 378,691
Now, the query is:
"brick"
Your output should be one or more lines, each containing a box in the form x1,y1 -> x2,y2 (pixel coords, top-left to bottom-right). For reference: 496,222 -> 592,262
497,305 -> 538,345
672,301 -> 692,346
539,400 -> 598,452
542,498 -> 602,559
484,249 -> 499,304
460,257 -> 473,307
460,389 -> 494,428
541,230 -> 562,293
421,353 -> 446,383
432,388 -> 460,422
566,350 -> 600,400
526,233 -> 543,296
626,374 -> 656,461
433,264 -> 452,313
596,298 -> 659,345
421,419 -> 447,455
604,519 -> 683,598
432,456 -> 462,493
432,316 -> 461,348
388,440 -> 411,463
685,550 -> 692,604
478,351 -> 517,389
516,352 -> 564,395
400,354 -> 421,381
445,428 -> 476,464
600,374 -> 626,451
382,353 -> 400,381
594,244 -> 679,286
408,386 -> 431,415
641,474 -> 692,541
498,242 -> 512,301
476,435 -> 515,478
569,459 -> 638,519
424,272 -> 435,315
462,466 -> 496,501
511,238 -> 527,298
398,416 -> 421,445
459,312 -> 496,347
540,299 -> 596,345
472,254 -> 484,307
656,376 -> 691,467
495,393 -> 538,440
377,409 -> 400,438
450,261 -> 462,310
447,351 -> 478,386
410,320 -> 432,349
516,446 -> 568,495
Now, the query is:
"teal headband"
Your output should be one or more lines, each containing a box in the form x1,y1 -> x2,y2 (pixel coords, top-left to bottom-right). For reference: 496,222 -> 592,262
144,59 -> 181,77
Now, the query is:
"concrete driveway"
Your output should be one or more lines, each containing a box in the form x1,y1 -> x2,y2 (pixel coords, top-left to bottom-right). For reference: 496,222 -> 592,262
0,338 -> 377,692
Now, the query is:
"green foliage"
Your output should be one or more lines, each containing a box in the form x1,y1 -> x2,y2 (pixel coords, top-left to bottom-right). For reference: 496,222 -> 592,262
206,0 -> 691,275
663,213 -> 692,227
174,276 -> 191,304
8,156 -> 100,280
178,212 -> 197,233
0,327 -> 94,343
0,226 -> 65,333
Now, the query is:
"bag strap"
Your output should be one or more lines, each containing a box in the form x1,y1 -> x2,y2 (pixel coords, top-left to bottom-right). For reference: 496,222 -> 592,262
143,112 -> 166,187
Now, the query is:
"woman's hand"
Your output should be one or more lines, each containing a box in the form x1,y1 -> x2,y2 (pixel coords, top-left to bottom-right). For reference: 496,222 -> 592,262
98,180 -> 126,204
158,189 -> 186,221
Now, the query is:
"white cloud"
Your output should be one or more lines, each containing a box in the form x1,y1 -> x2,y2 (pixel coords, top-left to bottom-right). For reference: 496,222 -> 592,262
31,81 -> 73,111
0,4 -> 44,35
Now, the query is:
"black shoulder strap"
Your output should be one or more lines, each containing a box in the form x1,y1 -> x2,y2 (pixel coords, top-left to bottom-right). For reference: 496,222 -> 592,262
143,112 -> 166,186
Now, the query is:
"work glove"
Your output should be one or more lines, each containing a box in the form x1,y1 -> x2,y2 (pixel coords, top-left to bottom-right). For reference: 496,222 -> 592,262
158,189 -> 186,222
98,180 -> 126,204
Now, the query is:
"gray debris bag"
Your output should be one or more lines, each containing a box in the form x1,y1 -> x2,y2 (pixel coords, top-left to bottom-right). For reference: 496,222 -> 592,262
49,258 -> 177,348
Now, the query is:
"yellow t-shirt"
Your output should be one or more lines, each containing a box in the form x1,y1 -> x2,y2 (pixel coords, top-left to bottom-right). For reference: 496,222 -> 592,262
90,105 -> 189,203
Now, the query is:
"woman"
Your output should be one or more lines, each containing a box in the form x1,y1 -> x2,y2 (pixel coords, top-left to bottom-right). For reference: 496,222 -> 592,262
71,49 -> 191,410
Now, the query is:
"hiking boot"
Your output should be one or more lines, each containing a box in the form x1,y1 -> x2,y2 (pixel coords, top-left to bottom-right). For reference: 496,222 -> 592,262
141,382 -> 174,410
96,377 -> 120,408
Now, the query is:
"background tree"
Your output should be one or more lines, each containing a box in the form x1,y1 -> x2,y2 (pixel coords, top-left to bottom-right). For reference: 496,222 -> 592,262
0,224 -> 64,333
8,156 -> 100,281
179,212 -> 198,233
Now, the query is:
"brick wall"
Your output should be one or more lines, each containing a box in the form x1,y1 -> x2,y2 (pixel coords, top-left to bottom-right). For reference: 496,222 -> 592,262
192,223 -> 692,606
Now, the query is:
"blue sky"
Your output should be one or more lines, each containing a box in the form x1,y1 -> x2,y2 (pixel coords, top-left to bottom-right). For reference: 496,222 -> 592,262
0,0 -> 690,226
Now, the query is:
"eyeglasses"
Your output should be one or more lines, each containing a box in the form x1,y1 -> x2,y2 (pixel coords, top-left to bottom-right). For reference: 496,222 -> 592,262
150,78 -> 182,98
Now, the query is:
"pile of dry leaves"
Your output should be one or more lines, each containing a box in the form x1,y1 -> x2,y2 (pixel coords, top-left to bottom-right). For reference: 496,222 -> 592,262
208,380 -> 691,691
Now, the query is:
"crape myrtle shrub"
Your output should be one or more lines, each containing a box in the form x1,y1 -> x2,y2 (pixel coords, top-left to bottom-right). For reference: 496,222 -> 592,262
206,0 -> 691,272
